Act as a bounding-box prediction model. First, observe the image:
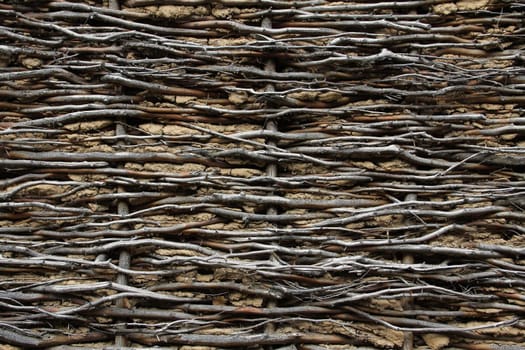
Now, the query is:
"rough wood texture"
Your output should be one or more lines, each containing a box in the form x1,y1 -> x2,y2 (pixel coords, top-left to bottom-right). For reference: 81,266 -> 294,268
0,0 -> 524,349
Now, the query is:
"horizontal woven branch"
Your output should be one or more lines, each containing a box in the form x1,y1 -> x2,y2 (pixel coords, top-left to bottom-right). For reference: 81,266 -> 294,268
0,0 -> 524,349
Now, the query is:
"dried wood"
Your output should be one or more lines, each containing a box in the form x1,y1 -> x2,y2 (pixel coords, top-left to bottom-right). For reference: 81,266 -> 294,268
0,0 -> 524,349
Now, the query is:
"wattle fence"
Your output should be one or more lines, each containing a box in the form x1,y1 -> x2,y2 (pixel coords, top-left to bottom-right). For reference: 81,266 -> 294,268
0,1 -> 524,348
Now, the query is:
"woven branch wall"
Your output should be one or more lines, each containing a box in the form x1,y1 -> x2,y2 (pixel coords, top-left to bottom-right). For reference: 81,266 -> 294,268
1,0 -> 524,349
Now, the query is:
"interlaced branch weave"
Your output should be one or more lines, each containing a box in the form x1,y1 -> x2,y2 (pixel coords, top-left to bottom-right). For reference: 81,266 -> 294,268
0,0 -> 524,349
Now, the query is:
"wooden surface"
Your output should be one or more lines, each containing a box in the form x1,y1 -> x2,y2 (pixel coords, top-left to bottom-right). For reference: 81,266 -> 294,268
0,0 -> 524,348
